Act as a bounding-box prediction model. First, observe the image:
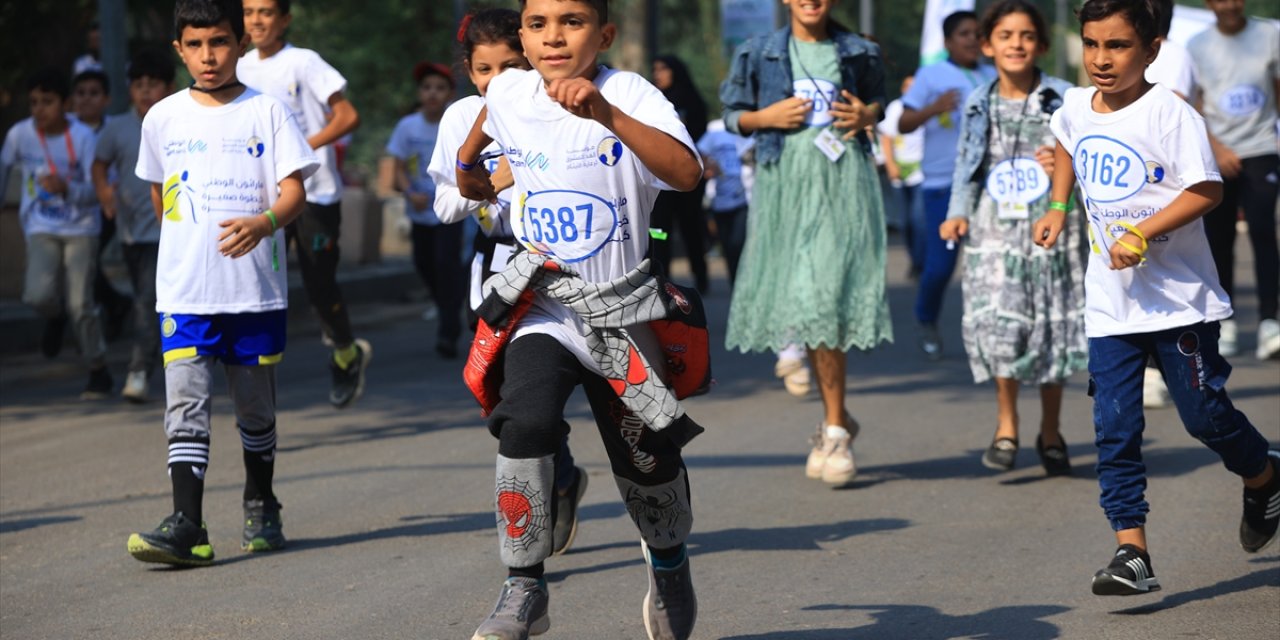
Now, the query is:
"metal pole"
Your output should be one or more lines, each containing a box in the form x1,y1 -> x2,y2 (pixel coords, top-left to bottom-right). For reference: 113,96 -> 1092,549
1055,0 -> 1068,78
98,0 -> 128,114
646,0 -> 660,62
860,0 -> 874,35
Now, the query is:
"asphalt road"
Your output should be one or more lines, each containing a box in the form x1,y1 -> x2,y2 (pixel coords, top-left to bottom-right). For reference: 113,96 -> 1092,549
2,240 -> 1277,640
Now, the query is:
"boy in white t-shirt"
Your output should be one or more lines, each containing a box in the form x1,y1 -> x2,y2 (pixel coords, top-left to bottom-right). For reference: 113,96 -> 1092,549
125,0 -> 319,567
0,69 -> 110,399
238,0 -> 371,408
454,1 -> 705,637
1036,0 -> 1278,597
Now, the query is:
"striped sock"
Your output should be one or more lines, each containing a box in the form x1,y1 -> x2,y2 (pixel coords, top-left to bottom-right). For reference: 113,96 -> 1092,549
168,437 -> 209,523
239,422 -> 277,502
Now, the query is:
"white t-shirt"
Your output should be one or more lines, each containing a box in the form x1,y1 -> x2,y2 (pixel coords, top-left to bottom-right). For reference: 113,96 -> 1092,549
482,67 -> 698,371
876,98 -> 926,187
1050,85 -> 1232,338
386,111 -> 443,226
427,95 -> 514,237
0,117 -> 99,237
1145,38 -> 1196,100
136,89 -> 319,314
902,60 -> 996,188
1188,20 -> 1280,159
238,44 -> 347,205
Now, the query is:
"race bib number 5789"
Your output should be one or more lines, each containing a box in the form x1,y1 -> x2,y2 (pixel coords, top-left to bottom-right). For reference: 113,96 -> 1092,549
518,190 -> 618,262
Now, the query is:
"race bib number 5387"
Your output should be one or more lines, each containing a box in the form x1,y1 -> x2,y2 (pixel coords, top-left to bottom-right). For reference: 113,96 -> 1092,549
518,190 -> 618,262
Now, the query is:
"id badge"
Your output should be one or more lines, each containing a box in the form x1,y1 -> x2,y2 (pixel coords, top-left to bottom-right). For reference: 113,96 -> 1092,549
997,200 -> 1029,220
813,128 -> 846,163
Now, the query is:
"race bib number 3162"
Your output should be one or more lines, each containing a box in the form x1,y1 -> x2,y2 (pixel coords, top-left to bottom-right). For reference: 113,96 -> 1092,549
1073,135 -> 1147,204
518,190 -> 618,262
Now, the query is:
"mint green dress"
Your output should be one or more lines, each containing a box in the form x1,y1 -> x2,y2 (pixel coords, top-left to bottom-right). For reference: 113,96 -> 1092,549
726,39 -> 892,353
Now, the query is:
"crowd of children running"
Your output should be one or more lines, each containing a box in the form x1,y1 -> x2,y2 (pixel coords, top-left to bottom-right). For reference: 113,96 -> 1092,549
1,0 -> 1277,639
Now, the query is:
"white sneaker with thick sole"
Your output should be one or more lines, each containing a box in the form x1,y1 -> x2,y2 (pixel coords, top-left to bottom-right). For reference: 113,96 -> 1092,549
1257,319 -> 1280,361
1220,319 -> 1239,357
775,356 -> 811,397
1142,367 -> 1170,409
122,370 -> 148,404
806,420 -> 859,484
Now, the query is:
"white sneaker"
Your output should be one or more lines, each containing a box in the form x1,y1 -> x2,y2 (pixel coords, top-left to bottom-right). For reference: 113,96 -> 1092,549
1257,319 -> 1280,361
1142,367 -> 1171,409
775,356 -> 811,396
121,370 -> 148,404
805,422 -> 858,484
1220,319 -> 1239,357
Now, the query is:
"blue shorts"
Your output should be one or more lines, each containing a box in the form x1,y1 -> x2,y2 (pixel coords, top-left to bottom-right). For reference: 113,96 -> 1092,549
160,310 -> 287,367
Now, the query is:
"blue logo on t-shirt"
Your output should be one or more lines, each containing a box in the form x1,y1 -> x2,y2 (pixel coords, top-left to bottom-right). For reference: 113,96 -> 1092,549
246,137 -> 265,158
597,137 -> 623,166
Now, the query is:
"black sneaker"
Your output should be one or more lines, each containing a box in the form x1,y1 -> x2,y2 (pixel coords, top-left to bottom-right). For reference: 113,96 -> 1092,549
1036,434 -> 1072,476
1240,450 -> 1280,553
242,499 -> 286,552
81,367 -> 113,400
1092,544 -> 1160,595
41,315 -> 66,359
127,512 -> 215,566
918,324 -> 942,361
329,338 -> 372,409
982,437 -> 1018,471
472,577 -> 550,640
643,544 -> 697,640
552,466 -> 588,556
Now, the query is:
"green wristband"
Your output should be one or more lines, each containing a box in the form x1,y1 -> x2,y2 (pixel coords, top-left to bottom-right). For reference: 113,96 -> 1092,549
263,209 -> 279,231
1048,201 -> 1070,212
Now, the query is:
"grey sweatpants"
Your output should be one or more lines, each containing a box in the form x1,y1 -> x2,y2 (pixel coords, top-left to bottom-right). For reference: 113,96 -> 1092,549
22,233 -> 105,364
164,356 -> 276,440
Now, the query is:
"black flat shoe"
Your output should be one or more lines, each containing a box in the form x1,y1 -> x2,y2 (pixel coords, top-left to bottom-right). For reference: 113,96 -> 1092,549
1037,434 -> 1072,476
982,436 -> 1018,471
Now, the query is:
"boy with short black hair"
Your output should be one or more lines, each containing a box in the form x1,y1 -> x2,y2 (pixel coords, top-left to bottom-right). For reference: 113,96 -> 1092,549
92,49 -> 177,403
238,0 -> 371,408
455,0 -> 705,637
125,0 -> 319,566
1036,0 -> 1279,596
1,68 -> 111,399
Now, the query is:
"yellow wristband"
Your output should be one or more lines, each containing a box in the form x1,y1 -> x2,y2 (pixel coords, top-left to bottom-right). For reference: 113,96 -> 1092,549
263,209 -> 278,231
1113,221 -> 1148,253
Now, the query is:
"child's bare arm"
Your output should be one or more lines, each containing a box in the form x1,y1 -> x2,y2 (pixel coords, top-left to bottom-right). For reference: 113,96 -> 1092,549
91,159 -> 117,220
736,96 -> 813,134
455,107 -> 498,203
546,78 -> 701,192
1033,141 -> 1076,249
217,171 -> 305,258
1105,181 -> 1222,270
150,183 -> 163,222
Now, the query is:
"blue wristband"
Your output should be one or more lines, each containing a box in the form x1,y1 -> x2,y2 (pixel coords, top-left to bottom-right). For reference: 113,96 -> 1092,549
457,158 -> 478,172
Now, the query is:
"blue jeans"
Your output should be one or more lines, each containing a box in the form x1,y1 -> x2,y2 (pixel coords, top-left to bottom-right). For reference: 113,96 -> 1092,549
1089,322 -> 1272,531
913,187 -> 957,325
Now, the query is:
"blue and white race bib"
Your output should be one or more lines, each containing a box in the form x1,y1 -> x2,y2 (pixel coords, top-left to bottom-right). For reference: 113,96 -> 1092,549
1073,136 -> 1147,204
1218,84 -> 1266,117
985,157 -> 1049,219
517,189 -> 618,262
793,79 -> 838,128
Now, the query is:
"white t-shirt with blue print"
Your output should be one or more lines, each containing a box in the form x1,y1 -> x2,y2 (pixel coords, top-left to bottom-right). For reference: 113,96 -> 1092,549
1050,84 -> 1231,338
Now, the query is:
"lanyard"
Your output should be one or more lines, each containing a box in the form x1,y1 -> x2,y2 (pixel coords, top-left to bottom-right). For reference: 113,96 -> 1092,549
989,74 -> 1039,162
35,127 -> 76,177
948,58 -> 984,89
789,36 -> 830,106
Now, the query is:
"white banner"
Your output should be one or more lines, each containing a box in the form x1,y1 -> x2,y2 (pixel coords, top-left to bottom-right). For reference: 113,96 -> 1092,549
721,0 -> 777,55
920,0 -> 976,66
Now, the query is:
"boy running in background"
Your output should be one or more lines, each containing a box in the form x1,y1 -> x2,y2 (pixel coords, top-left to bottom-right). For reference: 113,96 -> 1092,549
92,50 -> 176,403
1036,0 -> 1279,596
1,69 -> 111,398
126,0 -> 318,566
238,0 -> 370,408
455,1 -> 705,637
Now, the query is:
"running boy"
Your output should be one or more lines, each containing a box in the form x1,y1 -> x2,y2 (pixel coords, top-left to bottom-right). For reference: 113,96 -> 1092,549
238,0 -> 370,408
126,0 -> 318,566
454,1 -> 705,637
92,50 -> 176,403
1035,0 -> 1279,596
1,69 -> 111,398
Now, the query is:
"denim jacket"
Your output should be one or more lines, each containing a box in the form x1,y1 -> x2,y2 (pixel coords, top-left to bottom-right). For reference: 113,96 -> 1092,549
946,72 -> 1073,219
720,26 -> 886,166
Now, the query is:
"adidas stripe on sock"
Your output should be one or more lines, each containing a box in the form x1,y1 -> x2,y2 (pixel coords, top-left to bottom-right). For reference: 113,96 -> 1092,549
239,422 -> 277,502
168,437 -> 209,523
